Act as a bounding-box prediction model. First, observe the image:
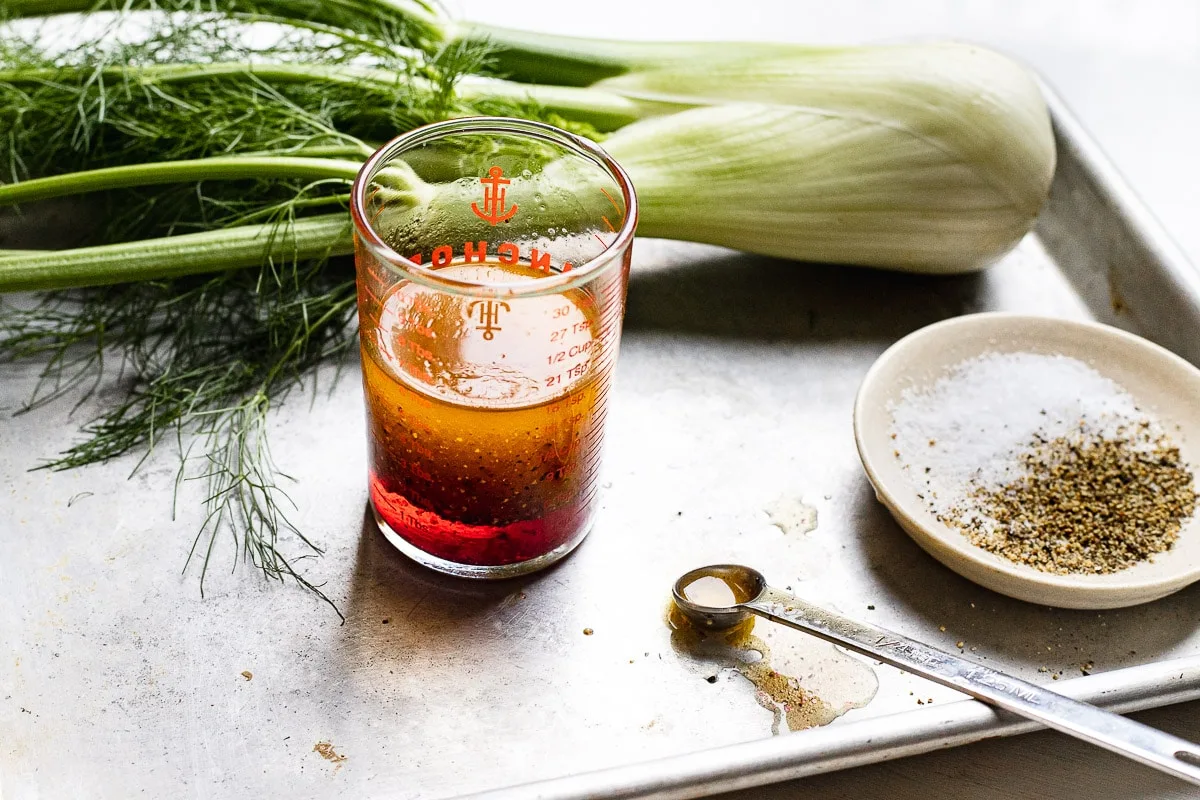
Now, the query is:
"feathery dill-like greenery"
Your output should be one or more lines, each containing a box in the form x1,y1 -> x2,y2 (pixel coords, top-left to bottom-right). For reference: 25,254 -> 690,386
0,8 -> 572,609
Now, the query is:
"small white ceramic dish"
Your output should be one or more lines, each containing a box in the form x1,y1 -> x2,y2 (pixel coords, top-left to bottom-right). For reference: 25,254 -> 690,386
854,313 -> 1200,609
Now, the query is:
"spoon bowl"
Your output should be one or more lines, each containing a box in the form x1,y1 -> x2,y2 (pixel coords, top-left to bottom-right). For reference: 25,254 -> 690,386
671,564 -> 765,631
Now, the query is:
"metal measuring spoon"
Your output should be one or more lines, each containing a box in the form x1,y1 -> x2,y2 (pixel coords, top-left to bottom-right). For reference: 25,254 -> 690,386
672,564 -> 1200,786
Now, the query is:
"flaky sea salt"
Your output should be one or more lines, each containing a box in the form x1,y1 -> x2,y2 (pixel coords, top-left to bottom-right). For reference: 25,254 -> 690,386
888,352 -> 1160,525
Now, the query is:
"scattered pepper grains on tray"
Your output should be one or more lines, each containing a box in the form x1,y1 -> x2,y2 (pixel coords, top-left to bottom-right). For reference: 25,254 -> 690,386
890,352 -> 1197,575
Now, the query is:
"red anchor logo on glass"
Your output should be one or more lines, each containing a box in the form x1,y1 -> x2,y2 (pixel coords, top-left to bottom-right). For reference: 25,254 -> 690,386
471,166 -> 519,225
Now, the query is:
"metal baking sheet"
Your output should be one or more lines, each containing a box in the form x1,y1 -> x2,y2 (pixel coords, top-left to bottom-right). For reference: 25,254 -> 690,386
3,92 -> 1200,800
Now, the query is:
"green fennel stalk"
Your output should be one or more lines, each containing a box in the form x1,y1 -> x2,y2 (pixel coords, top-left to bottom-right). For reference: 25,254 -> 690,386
1,0 -> 818,86
0,213 -> 353,290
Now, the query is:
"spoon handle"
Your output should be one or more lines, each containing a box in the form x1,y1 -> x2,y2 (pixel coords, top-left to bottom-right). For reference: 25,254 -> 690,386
746,587 -> 1200,787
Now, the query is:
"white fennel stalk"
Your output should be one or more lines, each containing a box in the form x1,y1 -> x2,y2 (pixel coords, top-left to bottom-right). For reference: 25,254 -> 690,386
595,44 -> 1055,273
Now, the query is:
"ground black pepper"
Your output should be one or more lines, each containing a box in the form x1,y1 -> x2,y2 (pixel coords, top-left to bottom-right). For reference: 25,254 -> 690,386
945,424 -> 1196,574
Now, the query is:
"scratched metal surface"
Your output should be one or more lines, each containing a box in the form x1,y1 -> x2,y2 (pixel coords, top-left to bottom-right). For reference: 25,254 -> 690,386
4,6 -> 1200,800
5,178 -> 1200,798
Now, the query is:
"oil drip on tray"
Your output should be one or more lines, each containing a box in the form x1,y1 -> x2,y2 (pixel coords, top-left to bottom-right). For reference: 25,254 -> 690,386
667,600 -> 878,734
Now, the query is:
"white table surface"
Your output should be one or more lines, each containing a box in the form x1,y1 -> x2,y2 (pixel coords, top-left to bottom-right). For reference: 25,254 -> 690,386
450,1 -> 1200,797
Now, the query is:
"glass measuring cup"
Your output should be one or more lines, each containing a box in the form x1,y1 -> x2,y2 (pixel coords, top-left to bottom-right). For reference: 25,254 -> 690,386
351,118 -> 637,578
